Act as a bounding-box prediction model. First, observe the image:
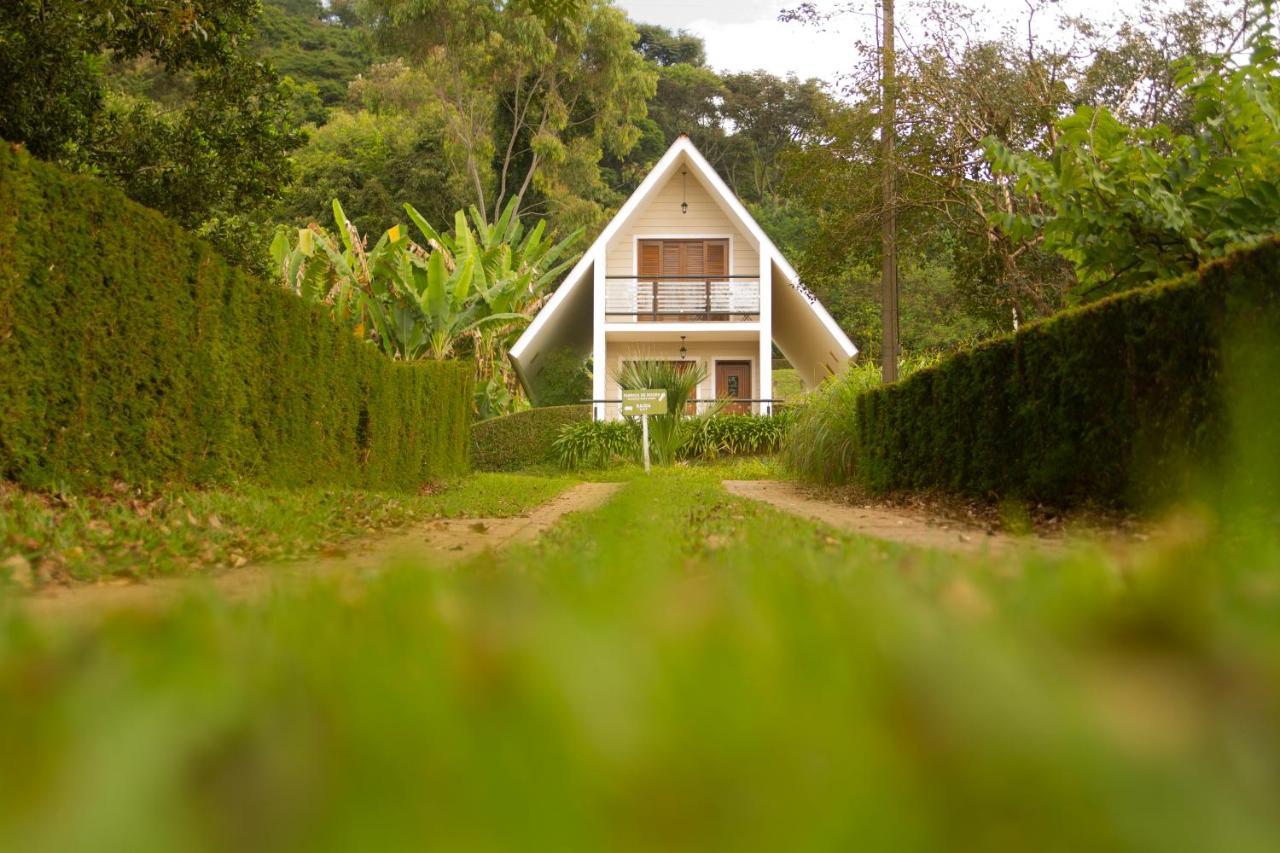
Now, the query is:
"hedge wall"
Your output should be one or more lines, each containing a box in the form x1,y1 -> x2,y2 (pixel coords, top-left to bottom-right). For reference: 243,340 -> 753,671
0,143 -> 472,491
472,405 -> 592,471
854,240 -> 1280,507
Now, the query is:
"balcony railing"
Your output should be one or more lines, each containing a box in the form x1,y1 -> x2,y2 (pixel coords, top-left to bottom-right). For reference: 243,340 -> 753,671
605,275 -> 760,321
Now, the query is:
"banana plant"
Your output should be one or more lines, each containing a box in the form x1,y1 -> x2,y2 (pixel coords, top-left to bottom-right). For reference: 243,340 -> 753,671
271,196 -> 582,416
404,197 -> 583,416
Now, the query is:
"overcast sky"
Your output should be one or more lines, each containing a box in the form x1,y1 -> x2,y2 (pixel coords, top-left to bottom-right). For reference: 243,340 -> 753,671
616,0 -> 1170,81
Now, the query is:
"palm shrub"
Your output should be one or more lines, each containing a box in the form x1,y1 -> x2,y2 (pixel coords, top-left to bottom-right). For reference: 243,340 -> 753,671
613,359 -> 709,465
552,420 -> 640,470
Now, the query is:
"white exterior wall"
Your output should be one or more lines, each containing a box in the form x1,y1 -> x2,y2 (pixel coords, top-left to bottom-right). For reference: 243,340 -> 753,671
604,168 -> 759,322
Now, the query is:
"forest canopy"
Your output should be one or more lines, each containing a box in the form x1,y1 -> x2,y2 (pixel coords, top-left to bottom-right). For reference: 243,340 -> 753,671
2,0 -> 1274,358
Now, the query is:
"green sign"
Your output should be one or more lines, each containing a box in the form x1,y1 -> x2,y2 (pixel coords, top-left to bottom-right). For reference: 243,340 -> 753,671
621,389 -> 668,416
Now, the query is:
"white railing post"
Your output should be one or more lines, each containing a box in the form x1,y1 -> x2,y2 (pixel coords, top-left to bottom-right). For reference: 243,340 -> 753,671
592,247 -> 606,419
758,251 -> 772,415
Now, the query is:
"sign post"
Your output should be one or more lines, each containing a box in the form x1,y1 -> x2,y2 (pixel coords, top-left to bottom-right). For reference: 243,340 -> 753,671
620,389 -> 668,474
642,414 -> 650,473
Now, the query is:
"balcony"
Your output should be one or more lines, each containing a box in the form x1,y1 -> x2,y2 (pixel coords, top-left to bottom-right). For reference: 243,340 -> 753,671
605,275 -> 760,322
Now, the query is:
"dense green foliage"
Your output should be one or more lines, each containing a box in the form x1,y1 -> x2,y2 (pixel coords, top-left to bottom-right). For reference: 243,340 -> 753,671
5,467 -> 1280,850
844,241 -> 1280,506
552,411 -> 796,470
1,473 -> 572,582
471,405 -> 591,471
9,0 -> 1271,354
680,412 -> 795,460
255,0 -> 372,123
272,196 -> 580,416
361,0 -> 656,236
782,0 -> 1261,354
531,347 -> 592,407
551,419 -> 640,470
0,144 -> 471,491
989,16 -> 1280,299
0,0 -> 301,270
782,356 -> 940,484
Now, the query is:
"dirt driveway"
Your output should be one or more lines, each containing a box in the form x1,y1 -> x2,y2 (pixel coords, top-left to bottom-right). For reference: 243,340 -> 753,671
723,479 -> 1063,554
26,482 -> 621,619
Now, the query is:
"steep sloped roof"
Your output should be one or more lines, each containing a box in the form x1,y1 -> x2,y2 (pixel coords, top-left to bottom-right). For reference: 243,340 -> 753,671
509,135 -> 856,396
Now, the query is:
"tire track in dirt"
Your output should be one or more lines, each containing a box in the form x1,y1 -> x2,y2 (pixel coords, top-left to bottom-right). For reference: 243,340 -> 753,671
723,479 -> 1064,554
24,482 -> 622,618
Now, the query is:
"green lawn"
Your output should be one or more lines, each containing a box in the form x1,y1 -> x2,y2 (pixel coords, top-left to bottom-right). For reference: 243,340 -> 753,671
771,366 -> 806,400
2,466 -> 1277,851
0,473 -> 575,583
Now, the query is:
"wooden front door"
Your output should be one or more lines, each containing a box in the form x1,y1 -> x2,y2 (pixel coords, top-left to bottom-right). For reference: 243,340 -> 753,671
637,239 -> 729,320
715,361 -> 751,414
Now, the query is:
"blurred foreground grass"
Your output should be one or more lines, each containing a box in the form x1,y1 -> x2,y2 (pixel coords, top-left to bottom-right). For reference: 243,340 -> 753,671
2,467 -> 1278,852
0,473 -> 575,584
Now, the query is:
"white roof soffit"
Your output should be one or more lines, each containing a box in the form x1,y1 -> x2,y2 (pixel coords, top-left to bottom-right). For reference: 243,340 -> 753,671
509,253 -> 590,362
509,135 -> 857,363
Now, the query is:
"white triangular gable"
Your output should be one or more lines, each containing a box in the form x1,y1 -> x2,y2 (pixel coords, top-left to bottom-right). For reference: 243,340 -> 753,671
509,135 -> 857,400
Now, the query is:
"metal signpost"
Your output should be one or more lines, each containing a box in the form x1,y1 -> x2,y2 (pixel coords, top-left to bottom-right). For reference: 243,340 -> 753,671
620,389 -> 668,473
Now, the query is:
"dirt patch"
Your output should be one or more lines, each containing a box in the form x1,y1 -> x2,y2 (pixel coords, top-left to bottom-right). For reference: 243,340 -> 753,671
723,480 -> 1064,554
24,482 -> 621,619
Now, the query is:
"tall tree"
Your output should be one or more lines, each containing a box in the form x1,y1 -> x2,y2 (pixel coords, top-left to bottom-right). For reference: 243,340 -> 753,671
989,3 -> 1280,299
361,0 -> 656,233
1,0 -> 302,269
880,0 -> 900,382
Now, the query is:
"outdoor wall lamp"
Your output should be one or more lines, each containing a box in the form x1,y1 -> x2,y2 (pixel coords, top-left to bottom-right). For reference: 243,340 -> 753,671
680,335 -> 687,359
680,167 -> 688,214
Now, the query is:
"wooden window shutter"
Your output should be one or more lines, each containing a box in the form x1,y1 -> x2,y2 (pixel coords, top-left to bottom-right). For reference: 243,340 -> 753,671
638,241 -> 662,278
705,241 -> 727,276
661,242 -> 682,277
685,242 -> 706,277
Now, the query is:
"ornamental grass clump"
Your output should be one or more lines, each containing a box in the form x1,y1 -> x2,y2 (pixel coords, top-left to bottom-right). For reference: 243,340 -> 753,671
783,354 -> 944,484
781,362 -> 882,484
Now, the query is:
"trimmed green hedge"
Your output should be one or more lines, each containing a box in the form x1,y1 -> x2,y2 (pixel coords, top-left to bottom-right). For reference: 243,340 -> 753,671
854,240 -> 1280,506
472,405 -> 591,471
0,143 -> 472,491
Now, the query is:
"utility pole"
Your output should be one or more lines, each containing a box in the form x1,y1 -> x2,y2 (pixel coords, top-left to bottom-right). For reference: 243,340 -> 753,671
880,0 -> 900,383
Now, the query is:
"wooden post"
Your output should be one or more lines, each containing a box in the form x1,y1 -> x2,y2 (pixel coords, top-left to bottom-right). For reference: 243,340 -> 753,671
880,0 -> 900,384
